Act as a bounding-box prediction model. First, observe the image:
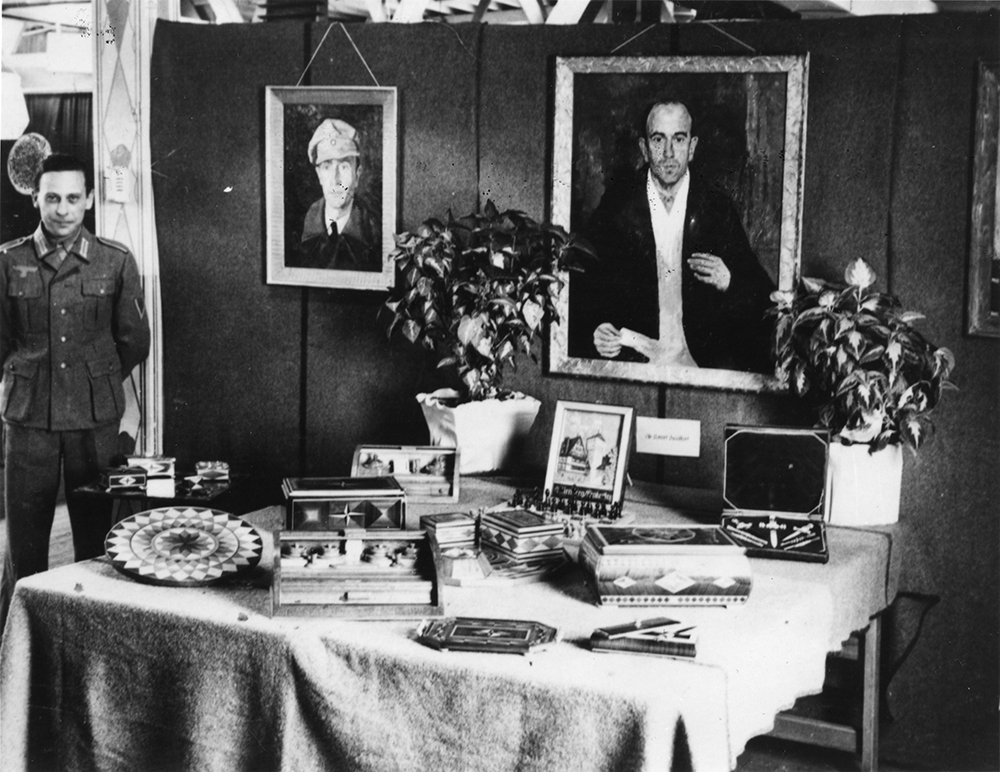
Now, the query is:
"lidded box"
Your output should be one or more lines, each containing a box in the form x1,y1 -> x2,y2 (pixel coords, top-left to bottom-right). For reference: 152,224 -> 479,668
479,509 -> 564,564
719,425 -> 830,562
420,513 -> 476,547
100,466 -> 147,491
282,476 -> 406,531
580,525 -> 751,606
126,455 -> 176,479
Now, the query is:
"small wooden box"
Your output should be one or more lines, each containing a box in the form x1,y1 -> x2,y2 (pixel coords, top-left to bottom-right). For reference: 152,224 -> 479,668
479,509 -> 564,565
272,529 -> 444,618
352,445 -> 459,502
125,455 -> 176,478
282,476 -> 406,531
420,512 -> 476,546
100,466 -> 147,491
719,425 -> 830,563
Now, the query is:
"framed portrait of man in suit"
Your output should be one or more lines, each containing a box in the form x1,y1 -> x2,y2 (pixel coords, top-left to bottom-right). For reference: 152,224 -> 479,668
265,86 -> 398,290
547,56 -> 809,392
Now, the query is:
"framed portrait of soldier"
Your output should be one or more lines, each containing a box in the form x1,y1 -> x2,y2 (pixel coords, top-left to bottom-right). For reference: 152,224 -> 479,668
265,86 -> 398,290
548,56 -> 809,392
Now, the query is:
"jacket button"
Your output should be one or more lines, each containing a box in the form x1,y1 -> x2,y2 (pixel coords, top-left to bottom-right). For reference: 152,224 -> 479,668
60,308 -> 67,315
60,336 -> 67,343
60,362 -> 67,369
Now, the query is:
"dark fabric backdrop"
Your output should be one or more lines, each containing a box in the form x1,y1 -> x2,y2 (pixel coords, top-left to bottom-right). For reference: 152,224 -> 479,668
150,14 -> 999,770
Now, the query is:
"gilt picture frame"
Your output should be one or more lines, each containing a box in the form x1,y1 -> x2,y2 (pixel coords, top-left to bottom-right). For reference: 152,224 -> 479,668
264,86 -> 397,290
967,61 -> 1000,338
548,55 -> 809,392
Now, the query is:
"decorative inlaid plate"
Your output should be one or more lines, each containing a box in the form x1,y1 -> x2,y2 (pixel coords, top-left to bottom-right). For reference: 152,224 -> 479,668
105,507 -> 262,587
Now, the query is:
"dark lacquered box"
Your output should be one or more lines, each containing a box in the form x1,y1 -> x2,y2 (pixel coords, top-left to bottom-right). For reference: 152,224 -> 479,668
719,425 -> 830,563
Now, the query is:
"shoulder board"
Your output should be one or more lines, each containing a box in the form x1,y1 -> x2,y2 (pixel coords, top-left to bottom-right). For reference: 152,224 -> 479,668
95,236 -> 130,253
0,235 -> 33,254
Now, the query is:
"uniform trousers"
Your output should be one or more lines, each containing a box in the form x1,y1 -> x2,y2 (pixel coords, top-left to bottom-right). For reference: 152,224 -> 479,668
1,421 -> 118,627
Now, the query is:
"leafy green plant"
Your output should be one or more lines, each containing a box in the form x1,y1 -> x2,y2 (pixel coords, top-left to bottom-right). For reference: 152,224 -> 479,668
771,258 -> 956,453
383,201 -> 594,401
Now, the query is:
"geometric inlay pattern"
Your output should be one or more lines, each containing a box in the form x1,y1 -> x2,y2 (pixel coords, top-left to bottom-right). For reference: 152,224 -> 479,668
479,526 -> 562,555
712,576 -> 737,589
105,507 -> 262,587
654,572 -> 696,593
613,575 -> 637,589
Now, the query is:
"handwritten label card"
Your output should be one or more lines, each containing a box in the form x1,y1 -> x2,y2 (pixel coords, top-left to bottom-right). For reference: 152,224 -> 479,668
635,417 -> 701,458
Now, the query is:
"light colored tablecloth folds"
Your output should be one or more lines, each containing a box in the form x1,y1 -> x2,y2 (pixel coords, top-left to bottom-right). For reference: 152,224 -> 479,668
0,479 -> 895,772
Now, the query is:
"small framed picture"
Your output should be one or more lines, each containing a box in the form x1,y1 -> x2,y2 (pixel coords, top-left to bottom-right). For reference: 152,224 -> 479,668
544,401 -> 635,507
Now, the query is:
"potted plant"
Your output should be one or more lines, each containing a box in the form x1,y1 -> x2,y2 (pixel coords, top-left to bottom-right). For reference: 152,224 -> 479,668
383,200 -> 594,473
770,257 -> 956,524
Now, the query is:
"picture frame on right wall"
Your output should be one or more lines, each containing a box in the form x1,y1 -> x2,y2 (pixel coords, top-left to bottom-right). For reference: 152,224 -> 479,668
968,60 -> 1000,338
548,55 -> 809,392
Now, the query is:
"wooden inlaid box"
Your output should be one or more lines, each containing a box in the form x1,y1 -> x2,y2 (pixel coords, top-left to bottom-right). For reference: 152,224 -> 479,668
719,425 -> 830,563
100,466 -> 147,491
352,445 -> 459,502
125,455 -> 176,479
282,477 -> 406,531
479,509 -> 564,565
580,525 -> 752,607
271,530 -> 444,618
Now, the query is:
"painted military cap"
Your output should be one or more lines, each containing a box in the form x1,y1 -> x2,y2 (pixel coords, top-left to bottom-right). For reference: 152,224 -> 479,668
308,118 -> 360,165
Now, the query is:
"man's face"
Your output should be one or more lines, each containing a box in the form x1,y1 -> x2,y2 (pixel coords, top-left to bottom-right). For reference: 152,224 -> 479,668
640,103 -> 698,190
33,170 -> 93,241
315,155 -> 360,213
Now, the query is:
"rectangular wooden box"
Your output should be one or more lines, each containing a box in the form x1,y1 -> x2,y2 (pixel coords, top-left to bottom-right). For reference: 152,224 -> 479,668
720,425 -> 830,563
100,466 -> 147,490
282,476 -> 406,531
352,445 -> 459,502
125,455 -> 176,478
420,512 -> 476,546
479,509 -> 564,564
579,525 -> 752,607
271,530 -> 444,618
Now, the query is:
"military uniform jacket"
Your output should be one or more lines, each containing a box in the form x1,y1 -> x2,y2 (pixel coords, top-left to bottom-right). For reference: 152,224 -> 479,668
0,225 -> 151,430
289,197 -> 382,272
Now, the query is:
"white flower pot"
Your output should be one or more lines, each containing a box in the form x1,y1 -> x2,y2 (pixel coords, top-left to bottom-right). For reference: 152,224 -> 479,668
827,441 -> 903,526
417,388 -> 541,475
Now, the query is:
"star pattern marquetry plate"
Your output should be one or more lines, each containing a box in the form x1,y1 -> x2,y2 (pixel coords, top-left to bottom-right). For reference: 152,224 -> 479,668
105,507 -> 262,587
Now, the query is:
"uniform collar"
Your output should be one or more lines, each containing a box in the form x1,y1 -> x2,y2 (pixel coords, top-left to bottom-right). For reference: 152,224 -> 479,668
33,225 -> 92,263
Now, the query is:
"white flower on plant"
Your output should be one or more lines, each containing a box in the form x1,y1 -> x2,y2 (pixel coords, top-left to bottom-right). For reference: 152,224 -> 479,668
819,290 -> 837,308
844,258 -> 876,289
770,289 -> 795,308
839,408 -> 885,444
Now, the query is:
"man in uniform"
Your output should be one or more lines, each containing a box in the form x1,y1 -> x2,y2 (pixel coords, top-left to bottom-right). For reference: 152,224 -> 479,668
287,118 -> 382,272
0,153 -> 150,625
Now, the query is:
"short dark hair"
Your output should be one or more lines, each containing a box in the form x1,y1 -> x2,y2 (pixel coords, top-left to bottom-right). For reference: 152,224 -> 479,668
641,100 -> 697,139
34,153 -> 93,193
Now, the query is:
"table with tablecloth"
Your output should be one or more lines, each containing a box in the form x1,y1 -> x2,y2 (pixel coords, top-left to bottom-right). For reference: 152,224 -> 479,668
0,477 -> 897,772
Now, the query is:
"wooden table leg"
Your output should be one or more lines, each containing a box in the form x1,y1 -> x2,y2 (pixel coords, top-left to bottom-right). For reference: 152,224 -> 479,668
860,614 -> 881,772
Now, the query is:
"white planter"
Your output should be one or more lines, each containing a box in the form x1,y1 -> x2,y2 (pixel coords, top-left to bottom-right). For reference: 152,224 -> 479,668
827,441 -> 903,526
417,388 -> 541,475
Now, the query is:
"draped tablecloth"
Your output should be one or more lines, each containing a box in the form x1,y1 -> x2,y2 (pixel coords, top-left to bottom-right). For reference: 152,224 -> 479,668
0,478 -> 896,772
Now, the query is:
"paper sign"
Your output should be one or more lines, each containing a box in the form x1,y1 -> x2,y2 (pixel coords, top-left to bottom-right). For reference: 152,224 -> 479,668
635,417 -> 701,458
